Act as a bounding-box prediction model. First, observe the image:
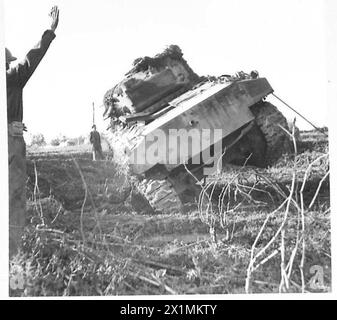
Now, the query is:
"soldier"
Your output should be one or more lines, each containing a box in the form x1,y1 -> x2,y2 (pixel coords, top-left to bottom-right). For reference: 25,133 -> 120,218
90,125 -> 104,161
6,6 -> 59,258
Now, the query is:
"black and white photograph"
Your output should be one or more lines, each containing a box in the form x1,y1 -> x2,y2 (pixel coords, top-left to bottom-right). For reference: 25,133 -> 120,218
1,0 -> 336,298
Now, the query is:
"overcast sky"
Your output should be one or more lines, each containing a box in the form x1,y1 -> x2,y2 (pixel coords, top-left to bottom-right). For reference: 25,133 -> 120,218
2,0 -> 331,141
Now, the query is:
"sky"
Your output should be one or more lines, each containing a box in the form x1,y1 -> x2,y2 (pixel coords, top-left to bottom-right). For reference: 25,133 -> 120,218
2,0 -> 332,142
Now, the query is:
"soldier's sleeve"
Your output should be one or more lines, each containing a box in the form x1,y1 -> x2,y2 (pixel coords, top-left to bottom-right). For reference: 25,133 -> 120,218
11,30 -> 56,88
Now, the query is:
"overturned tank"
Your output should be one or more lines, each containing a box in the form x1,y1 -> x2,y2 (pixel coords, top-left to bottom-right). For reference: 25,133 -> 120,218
104,45 -> 290,214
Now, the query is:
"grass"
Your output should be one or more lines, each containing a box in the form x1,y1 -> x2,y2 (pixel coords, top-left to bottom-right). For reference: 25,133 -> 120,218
9,129 -> 330,296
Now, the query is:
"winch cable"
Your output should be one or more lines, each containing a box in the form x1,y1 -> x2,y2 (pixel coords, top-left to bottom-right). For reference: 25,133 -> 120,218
271,93 -> 328,137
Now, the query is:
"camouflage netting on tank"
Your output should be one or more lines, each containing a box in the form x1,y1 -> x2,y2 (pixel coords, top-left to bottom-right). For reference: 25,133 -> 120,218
126,44 -> 198,78
103,88 -> 126,119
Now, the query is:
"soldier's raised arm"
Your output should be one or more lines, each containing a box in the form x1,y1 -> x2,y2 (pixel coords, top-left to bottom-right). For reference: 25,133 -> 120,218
7,6 -> 59,88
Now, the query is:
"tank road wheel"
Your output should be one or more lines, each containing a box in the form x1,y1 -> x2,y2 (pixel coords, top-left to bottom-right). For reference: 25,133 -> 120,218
137,178 -> 183,214
224,123 -> 268,168
250,101 -> 290,166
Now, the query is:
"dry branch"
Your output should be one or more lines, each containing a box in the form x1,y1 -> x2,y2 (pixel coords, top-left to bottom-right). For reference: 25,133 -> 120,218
246,123 -> 329,293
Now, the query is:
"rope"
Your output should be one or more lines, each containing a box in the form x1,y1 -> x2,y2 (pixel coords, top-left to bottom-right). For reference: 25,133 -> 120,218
271,93 -> 328,137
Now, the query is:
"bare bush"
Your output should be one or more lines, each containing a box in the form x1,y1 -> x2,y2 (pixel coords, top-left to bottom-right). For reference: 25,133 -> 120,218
184,121 -> 330,293
30,133 -> 47,147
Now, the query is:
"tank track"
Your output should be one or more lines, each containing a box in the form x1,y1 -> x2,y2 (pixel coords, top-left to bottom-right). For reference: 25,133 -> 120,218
250,101 -> 290,166
137,166 -> 202,214
137,178 -> 183,214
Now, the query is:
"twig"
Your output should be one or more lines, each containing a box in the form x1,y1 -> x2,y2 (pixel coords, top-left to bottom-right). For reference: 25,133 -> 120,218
71,156 -> 102,240
279,229 -> 289,292
290,280 -> 310,293
33,161 -> 45,225
252,249 -> 279,271
308,170 -> 330,209
79,179 -> 87,244
132,258 -> 185,275
129,271 -> 177,295
298,154 -> 328,292
246,126 -> 299,293
51,203 -> 63,224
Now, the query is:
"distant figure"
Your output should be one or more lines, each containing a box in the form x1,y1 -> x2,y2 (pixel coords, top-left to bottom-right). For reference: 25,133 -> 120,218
6,6 -> 59,258
90,125 -> 104,160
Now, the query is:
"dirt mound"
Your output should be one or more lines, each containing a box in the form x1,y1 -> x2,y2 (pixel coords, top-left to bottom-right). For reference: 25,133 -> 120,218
26,158 -> 133,211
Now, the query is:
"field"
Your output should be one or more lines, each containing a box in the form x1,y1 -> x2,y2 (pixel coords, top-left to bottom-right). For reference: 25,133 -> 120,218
9,129 -> 330,296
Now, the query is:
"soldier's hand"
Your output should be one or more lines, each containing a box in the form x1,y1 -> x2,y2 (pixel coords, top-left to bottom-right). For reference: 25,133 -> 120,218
49,6 -> 59,32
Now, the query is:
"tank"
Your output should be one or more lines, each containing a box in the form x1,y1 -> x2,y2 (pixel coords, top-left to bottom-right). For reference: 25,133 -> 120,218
104,45 -> 290,213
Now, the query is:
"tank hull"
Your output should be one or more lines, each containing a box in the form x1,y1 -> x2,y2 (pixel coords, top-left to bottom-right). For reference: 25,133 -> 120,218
129,78 -> 273,175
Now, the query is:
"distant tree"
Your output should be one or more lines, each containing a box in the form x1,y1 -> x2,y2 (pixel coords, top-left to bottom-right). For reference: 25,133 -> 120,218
66,139 -> 77,146
50,138 -> 61,146
58,135 -> 68,143
30,133 -> 46,147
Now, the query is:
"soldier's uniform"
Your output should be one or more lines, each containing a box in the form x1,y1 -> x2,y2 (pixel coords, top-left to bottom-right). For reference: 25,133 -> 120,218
90,129 -> 104,161
7,30 -> 56,258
